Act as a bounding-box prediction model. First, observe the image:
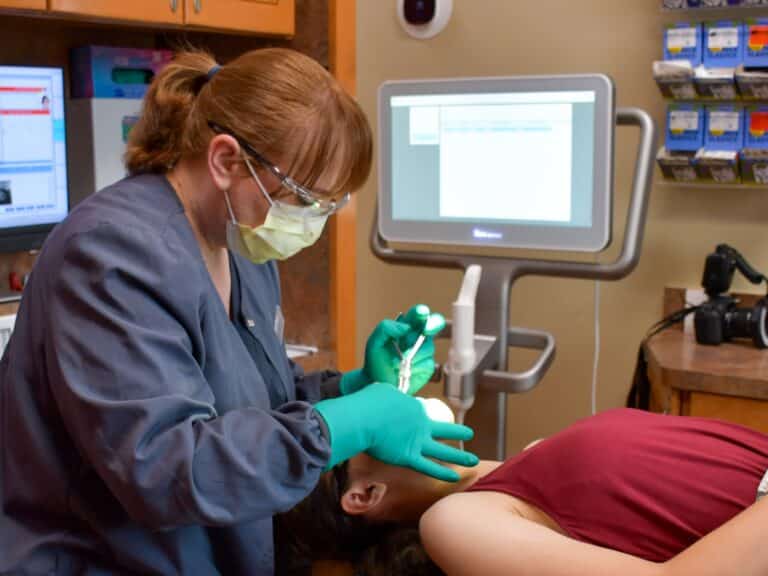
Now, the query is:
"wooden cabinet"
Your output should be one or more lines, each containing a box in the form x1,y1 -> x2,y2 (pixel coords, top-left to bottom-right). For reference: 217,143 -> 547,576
0,0 -> 45,9
645,288 -> 768,433
184,0 -> 294,36
6,0 -> 293,36
646,329 -> 768,434
49,0 -> 183,25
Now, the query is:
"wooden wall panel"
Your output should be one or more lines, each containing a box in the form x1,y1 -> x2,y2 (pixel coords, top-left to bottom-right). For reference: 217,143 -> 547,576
327,0 -> 356,372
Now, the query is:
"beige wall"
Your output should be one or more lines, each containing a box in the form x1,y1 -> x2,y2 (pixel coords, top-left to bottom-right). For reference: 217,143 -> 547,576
355,1 -> 768,453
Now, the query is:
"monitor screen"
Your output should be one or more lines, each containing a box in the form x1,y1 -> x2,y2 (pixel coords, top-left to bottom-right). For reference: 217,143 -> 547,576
0,65 -> 68,252
378,75 -> 615,253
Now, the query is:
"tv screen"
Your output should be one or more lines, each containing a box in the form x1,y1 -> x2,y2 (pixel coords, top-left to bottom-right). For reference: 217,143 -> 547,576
378,75 -> 615,253
0,65 -> 68,252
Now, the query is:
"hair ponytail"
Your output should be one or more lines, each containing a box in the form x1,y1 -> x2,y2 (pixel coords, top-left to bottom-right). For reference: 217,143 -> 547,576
125,47 -> 371,197
125,50 -> 217,174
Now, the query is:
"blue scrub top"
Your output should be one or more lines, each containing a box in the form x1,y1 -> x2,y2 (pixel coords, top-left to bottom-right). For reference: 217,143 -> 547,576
0,174 -> 340,575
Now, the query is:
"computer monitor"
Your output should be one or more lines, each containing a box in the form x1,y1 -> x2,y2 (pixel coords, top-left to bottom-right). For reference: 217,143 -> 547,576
378,75 -> 615,253
0,65 -> 68,252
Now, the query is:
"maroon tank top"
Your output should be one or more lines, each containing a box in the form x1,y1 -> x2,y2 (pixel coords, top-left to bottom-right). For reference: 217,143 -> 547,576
467,408 -> 768,561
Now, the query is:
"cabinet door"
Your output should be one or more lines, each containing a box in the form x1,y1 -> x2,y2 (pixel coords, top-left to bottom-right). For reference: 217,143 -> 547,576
49,0 -> 183,25
687,392 -> 768,434
184,0 -> 294,36
0,0 -> 46,9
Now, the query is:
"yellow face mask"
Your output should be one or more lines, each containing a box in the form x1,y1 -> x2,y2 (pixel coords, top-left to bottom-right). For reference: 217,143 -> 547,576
223,163 -> 328,264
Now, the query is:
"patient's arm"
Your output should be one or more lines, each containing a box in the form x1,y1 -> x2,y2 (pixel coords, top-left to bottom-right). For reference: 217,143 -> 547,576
661,496 -> 768,576
420,492 -> 768,576
420,492 -> 662,576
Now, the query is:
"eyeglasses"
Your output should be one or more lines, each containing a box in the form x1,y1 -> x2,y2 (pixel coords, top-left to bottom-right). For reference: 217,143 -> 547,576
208,121 -> 350,216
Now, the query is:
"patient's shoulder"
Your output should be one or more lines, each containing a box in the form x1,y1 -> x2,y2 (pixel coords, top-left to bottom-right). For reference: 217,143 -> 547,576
423,491 -> 565,541
424,491 -> 522,519
422,492 -> 542,532
420,492 -> 567,575
420,493 -> 516,568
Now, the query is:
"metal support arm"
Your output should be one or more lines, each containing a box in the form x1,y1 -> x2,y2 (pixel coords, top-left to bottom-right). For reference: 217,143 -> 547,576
439,325 -> 555,405
482,327 -> 556,395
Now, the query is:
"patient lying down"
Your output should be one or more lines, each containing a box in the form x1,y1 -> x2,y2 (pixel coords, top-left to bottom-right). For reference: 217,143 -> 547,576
276,407 -> 768,576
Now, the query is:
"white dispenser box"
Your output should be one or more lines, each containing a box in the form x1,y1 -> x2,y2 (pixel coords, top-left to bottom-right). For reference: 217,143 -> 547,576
68,98 -> 142,205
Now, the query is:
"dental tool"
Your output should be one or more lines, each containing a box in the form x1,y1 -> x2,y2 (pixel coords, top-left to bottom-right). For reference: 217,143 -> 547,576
397,334 -> 424,393
397,313 -> 446,394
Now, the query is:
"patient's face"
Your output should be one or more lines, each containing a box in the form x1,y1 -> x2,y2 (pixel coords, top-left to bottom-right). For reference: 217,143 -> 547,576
340,454 -> 448,523
338,398 -> 466,523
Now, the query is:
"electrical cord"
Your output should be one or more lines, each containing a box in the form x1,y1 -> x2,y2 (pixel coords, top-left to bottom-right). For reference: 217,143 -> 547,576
591,280 -> 600,416
643,305 -> 701,344
625,305 -> 701,410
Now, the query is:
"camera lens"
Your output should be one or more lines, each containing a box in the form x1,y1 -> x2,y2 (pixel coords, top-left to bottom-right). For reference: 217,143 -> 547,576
722,303 -> 768,348
404,0 -> 436,24
751,303 -> 768,349
723,307 -> 750,342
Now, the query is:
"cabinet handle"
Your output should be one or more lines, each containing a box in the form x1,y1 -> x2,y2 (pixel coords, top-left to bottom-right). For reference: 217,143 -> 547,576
194,0 -> 201,12
170,0 -> 177,12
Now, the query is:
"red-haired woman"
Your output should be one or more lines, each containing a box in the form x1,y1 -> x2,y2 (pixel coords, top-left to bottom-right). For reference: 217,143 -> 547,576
0,48 -> 476,575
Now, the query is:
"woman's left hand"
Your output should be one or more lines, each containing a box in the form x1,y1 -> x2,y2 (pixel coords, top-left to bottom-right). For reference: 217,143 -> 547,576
340,304 -> 444,396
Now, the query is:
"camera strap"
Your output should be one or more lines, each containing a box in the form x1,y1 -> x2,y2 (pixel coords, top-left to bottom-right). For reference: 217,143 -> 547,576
626,306 -> 700,410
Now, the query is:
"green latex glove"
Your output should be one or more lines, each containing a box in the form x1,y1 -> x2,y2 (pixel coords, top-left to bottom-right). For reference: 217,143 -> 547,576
341,304 -> 446,396
314,382 -> 478,482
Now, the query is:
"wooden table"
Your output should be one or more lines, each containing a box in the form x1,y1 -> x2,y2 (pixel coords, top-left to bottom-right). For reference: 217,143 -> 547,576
645,329 -> 768,433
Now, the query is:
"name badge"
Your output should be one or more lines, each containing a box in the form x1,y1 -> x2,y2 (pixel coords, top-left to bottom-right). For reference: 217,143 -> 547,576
274,305 -> 285,342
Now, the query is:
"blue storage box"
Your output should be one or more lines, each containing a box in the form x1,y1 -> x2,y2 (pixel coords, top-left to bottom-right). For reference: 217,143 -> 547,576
745,19 -> 768,68
704,105 -> 744,150
695,0 -> 747,6
744,105 -> 768,148
704,21 -> 744,69
664,22 -> 703,66
657,147 -> 697,182
735,67 -> 768,100
694,148 -> 741,184
740,148 -> 768,184
694,67 -> 738,100
688,0 -> 747,6
666,104 -> 704,152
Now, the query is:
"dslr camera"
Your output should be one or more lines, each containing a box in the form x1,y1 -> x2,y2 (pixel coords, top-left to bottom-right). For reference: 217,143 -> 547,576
694,244 -> 768,349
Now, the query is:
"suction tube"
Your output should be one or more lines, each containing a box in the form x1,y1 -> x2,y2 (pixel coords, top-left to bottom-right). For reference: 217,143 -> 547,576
445,265 -> 482,426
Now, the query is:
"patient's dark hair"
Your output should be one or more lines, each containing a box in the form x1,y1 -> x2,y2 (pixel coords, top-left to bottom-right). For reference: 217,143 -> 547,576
274,462 -> 444,575
354,528 -> 444,576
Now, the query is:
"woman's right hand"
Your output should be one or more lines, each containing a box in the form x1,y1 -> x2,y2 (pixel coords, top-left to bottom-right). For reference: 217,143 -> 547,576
314,383 -> 478,482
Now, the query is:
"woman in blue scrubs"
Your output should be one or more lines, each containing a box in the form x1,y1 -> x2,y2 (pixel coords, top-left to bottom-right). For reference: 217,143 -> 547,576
0,48 -> 477,576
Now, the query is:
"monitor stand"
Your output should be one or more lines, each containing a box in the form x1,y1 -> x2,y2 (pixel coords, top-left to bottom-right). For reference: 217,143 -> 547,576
372,108 -> 656,460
